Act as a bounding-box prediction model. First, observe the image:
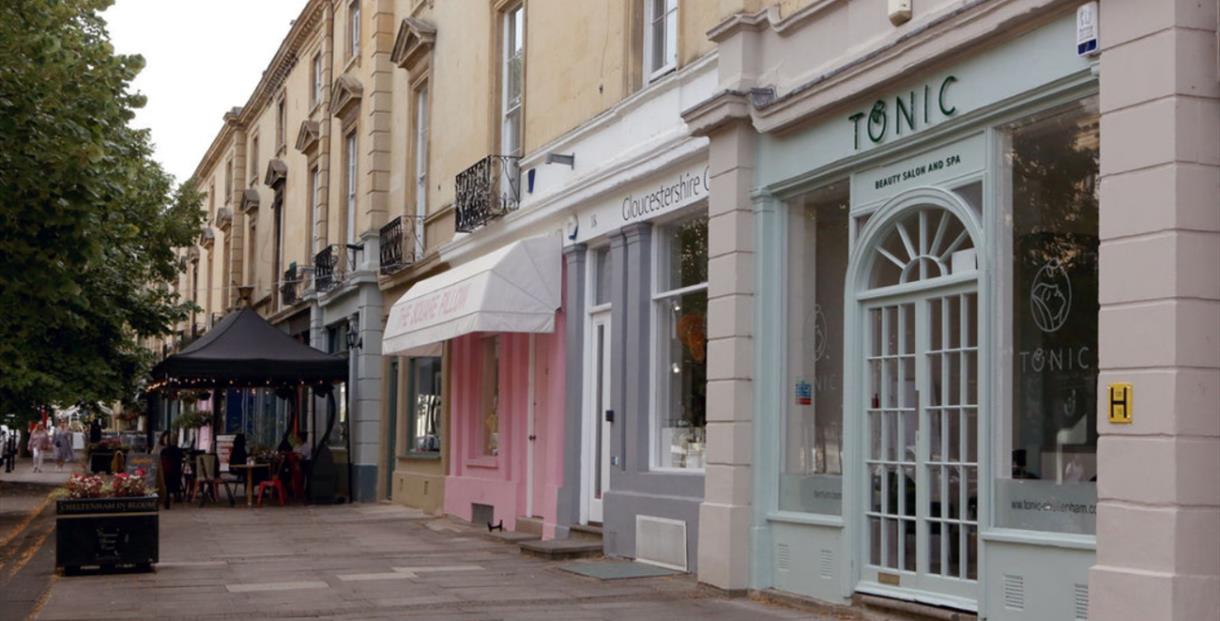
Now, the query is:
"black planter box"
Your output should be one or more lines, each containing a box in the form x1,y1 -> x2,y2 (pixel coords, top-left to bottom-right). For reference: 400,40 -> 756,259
56,496 -> 159,573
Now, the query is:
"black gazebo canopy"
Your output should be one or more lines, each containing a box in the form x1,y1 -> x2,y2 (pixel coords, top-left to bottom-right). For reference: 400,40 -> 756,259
149,308 -> 347,390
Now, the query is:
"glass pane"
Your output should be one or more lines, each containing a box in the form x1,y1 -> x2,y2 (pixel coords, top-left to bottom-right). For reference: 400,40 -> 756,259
650,11 -> 666,73
408,357 -> 442,454
664,8 -> 678,67
481,337 -> 500,456
658,289 -> 706,469
997,97 -> 1099,535
594,247 -> 612,305
662,217 -> 708,291
780,181 -> 848,514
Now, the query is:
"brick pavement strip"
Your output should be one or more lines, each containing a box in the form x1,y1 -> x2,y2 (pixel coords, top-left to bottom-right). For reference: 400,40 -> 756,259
35,503 -> 819,620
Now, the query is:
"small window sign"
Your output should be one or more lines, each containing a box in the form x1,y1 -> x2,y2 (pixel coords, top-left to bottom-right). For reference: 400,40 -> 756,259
1108,383 -> 1133,424
1077,2 -> 1100,57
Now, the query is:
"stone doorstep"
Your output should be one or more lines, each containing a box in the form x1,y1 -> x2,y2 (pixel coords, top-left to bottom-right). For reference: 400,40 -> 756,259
568,523 -> 604,542
518,538 -> 604,560
752,588 -> 979,621
514,515 -> 544,537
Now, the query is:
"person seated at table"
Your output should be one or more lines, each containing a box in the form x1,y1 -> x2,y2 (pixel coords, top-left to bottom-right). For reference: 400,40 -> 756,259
229,433 -> 248,469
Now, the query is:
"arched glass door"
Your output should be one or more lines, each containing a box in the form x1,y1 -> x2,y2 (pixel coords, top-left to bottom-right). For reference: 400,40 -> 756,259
858,198 -> 981,606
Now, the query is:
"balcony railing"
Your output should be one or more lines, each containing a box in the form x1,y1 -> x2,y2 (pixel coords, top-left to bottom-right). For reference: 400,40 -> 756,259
280,264 -> 299,307
379,215 -> 425,275
455,154 -> 521,233
314,245 -> 340,292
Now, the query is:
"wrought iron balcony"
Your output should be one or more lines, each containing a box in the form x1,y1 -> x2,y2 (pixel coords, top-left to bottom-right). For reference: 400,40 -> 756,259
314,245 -> 339,292
379,215 -> 425,275
280,264 -> 300,307
455,154 -> 521,233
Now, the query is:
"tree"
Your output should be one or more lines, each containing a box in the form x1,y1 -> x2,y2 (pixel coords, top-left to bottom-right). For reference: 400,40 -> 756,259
0,0 -> 203,424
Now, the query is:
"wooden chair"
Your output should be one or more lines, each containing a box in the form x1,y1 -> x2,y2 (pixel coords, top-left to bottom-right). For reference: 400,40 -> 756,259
191,454 -> 233,507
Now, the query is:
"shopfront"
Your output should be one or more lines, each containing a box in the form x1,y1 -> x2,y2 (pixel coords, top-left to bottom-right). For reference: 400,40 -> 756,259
382,233 -> 566,536
564,157 -> 710,571
747,12 -> 1100,619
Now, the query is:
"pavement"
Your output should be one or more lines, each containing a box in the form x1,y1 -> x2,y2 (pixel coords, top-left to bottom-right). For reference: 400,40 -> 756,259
1,458 -> 73,621
27,501 -> 819,620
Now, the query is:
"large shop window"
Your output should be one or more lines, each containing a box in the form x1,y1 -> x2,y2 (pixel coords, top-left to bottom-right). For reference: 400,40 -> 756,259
781,181 -> 850,514
406,357 -> 442,456
655,216 -> 708,470
996,98 -> 1099,535
480,336 -> 501,457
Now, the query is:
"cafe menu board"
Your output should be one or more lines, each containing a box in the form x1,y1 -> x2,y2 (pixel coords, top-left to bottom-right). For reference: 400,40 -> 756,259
216,435 -> 235,473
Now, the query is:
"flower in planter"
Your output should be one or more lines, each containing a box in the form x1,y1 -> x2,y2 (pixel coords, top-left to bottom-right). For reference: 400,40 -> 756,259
66,473 -> 106,499
112,471 -> 148,497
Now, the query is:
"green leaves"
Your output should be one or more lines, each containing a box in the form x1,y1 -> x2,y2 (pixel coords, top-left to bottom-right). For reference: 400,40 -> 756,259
0,0 -> 202,423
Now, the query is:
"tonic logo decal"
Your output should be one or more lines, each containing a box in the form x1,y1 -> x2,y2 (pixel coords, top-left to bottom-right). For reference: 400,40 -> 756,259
1031,259 -> 1071,333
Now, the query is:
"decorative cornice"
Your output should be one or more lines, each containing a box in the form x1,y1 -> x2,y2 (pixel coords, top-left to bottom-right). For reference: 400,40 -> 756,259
295,120 -> 320,153
264,159 -> 288,188
707,0 -> 843,42
390,17 -> 436,70
329,75 -> 364,118
200,227 -> 216,249
215,206 -> 233,231
237,0 -> 327,124
241,189 -> 260,214
680,89 -> 752,138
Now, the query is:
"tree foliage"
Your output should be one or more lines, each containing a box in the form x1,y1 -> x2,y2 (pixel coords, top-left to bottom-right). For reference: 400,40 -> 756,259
0,0 -> 203,422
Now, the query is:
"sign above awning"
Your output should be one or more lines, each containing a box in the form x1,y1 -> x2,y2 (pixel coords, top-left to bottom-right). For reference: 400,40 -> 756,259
382,232 -> 562,355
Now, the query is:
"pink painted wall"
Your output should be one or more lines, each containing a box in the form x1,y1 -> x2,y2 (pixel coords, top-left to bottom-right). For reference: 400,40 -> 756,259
443,288 -> 566,538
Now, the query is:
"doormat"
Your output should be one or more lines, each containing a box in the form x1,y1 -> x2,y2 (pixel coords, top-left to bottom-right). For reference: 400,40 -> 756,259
558,560 -> 681,580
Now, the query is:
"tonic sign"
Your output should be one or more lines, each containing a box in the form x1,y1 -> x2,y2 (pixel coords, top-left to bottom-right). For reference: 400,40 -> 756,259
848,75 -> 959,150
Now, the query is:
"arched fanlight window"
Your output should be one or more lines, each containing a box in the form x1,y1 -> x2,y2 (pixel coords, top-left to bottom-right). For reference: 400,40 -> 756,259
870,206 -> 974,289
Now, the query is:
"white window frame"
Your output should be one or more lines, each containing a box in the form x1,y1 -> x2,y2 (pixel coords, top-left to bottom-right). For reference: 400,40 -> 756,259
311,52 -> 323,107
308,165 -> 321,255
345,130 -> 358,246
643,0 -> 678,83
649,216 -> 709,473
413,84 -> 429,260
348,0 -> 361,60
500,4 -> 524,157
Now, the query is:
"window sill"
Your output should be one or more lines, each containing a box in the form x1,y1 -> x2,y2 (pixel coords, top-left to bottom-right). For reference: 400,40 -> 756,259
398,452 -> 441,461
465,456 -> 499,469
645,64 -> 677,86
766,510 -> 844,528
981,528 -> 1096,551
343,54 -> 360,74
649,466 -> 704,475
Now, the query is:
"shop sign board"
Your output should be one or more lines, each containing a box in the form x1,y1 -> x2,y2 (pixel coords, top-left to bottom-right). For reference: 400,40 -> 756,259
757,12 -> 1091,188
852,133 -> 985,206
567,161 -> 709,245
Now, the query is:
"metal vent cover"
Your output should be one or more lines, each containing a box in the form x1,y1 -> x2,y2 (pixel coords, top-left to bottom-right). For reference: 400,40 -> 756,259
818,549 -> 834,579
635,515 -> 687,572
1074,583 -> 1089,620
1003,574 -> 1025,611
776,543 -> 791,571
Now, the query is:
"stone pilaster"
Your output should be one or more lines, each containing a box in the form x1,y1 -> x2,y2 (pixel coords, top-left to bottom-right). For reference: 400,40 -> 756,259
1090,1 -> 1220,619
556,244 -> 587,531
698,118 -> 757,591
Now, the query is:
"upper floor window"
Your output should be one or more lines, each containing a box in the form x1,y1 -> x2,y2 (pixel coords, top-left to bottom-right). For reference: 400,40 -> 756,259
309,165 -> 321,254
249,135 -> 259,180
208,183 -> 215,216
644,0 -> 677,81
275,97 -> 286,150
413,84 -> 429,220
347,0 -> 361,60
500,4 -> 524,157
311,52 -> 323,107
345,130 -> 358,245
223,158 -> 233,200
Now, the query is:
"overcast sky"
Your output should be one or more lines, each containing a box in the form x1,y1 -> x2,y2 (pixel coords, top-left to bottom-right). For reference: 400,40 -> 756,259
103,0 -> 306,184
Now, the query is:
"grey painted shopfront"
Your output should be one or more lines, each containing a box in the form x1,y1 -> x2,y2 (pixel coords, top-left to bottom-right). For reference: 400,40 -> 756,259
742,12 -> 1100,619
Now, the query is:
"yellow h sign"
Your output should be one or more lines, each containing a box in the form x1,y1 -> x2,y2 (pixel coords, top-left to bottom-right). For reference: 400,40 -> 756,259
1108,383 -> 1133,424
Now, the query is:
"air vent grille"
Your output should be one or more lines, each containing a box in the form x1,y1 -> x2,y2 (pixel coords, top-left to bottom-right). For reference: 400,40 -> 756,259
635,515 -> 687,571
1074,583 -> 1089,620
818,549 -> 834,579
1003,574 -> 1025,611
776,543 -> 791,571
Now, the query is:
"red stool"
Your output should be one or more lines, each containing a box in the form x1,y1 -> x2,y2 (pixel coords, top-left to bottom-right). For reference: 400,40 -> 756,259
255,455 -> 286,507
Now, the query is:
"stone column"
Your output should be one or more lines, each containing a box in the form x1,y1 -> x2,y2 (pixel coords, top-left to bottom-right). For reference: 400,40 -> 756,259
1091,1 -> 1220,619
698,118 -> 757,591
556,244 -> 587,532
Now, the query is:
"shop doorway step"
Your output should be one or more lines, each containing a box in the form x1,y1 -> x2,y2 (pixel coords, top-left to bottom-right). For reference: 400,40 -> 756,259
518,519 -> 603,560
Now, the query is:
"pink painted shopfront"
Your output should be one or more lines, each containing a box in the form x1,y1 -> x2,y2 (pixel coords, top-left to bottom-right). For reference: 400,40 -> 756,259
382,233 -> 568,537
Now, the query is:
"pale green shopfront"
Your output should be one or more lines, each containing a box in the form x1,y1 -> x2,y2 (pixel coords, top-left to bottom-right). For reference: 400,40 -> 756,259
750,13 -> 1101,620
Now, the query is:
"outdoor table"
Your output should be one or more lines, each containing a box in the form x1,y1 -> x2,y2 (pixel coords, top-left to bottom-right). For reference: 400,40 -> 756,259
229,463 -> 270,507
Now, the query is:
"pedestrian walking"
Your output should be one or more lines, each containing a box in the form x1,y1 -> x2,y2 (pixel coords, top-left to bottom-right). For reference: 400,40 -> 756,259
28,423 -> 50,472
53,421 -> 76,471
